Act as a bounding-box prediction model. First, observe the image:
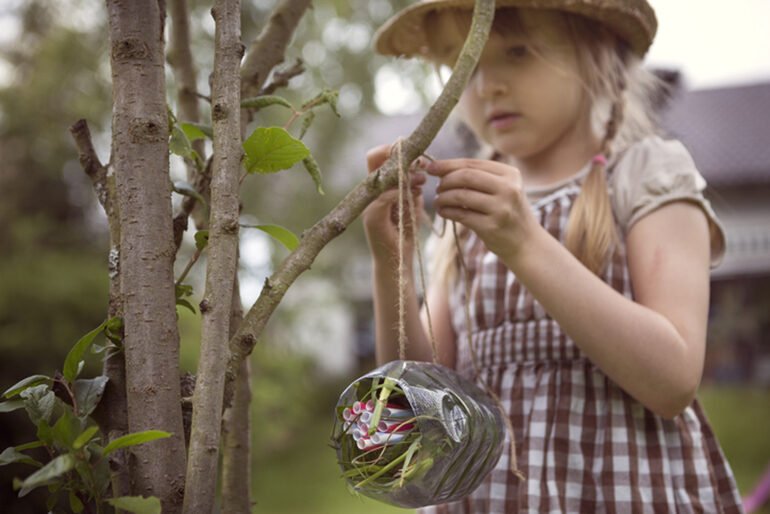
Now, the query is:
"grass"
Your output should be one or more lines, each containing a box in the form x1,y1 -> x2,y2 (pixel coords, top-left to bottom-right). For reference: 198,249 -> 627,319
246,384 -> 769,513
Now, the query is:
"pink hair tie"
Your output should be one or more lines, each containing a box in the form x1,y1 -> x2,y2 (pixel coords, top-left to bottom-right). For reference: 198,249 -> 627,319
592,153 -> 607,166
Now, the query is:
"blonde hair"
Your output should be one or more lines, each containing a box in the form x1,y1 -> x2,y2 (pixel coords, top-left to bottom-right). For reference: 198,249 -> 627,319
426,7 -> 662,284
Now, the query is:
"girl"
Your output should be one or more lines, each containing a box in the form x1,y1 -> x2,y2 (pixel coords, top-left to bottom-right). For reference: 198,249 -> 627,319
362,0 -> 744,512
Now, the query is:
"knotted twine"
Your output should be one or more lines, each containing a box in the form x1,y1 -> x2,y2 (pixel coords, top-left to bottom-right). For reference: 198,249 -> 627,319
393,138 -> 525,481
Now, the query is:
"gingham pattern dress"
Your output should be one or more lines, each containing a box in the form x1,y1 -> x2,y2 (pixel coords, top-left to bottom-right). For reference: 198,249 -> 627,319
422,142 -> 744,513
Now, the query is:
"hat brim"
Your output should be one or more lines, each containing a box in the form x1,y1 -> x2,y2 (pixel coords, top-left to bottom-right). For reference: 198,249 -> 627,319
373,0 -> 656,58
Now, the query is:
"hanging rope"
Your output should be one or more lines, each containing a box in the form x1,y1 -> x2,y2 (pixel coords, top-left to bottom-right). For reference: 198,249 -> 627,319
393,138 -> 524,480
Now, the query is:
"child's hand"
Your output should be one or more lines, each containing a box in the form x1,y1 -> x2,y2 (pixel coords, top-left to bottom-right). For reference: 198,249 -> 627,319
427,158 -> 536,260
362,144 -> 427,264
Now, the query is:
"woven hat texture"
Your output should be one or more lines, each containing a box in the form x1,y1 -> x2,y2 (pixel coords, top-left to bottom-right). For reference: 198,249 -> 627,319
374,0 -> 657,58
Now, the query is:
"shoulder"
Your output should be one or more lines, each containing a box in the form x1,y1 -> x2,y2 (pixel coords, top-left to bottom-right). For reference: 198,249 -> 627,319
609,136 -> 726,266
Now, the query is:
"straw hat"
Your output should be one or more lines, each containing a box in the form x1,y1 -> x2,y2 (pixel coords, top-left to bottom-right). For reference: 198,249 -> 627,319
374,0 -> 657,58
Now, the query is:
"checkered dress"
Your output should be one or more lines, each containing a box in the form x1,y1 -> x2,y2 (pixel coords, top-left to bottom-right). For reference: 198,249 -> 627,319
421,179 -> 744,513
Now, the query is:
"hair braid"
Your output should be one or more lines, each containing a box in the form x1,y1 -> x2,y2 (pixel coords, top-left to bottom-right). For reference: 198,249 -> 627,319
564,60 -> 627,275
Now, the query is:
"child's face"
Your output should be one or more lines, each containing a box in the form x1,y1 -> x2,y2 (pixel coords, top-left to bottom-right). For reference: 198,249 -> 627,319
452,11 -> 593,161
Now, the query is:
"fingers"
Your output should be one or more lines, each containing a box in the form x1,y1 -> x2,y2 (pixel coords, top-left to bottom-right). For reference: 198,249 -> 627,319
433,188 -> 492,216
434,167 -> 499,195
426,158 -> 512,177
366,144 -> 392,173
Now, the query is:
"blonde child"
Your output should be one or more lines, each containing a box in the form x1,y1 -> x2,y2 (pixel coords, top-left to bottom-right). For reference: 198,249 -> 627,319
362,0 -> 744,512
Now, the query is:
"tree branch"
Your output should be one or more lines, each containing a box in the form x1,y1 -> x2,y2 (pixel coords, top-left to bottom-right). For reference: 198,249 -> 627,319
240,0 -> 312,98
258,58 -> 305,96
182,0 -> 242,511
225,0 -> 495,395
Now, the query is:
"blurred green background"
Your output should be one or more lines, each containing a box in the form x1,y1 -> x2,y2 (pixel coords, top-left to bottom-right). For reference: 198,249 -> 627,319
0,0 -> 768,512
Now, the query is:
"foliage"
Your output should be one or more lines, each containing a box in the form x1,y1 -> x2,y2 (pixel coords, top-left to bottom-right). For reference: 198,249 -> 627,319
0,320 -> 169,513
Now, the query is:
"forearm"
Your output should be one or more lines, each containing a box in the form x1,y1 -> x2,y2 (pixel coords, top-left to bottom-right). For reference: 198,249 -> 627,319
505,226 -> 703,417
372,261 -> 435,365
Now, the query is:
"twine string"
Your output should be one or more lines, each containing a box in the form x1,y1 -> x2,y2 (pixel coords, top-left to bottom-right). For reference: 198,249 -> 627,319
393,139 -> 523,480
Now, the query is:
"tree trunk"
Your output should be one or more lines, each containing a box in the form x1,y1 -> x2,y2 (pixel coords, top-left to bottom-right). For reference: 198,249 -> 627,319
221,274 -> 251,513
183,0 -> 242,511
107,0 -> 187,510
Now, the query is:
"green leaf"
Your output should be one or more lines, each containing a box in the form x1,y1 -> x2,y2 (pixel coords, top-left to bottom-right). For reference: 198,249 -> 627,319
52,410 -> 83,450
242,126 -> 310,174
46,491 -> 59,511
63,320 -> 109,383
18,454 -> 75,497
3,375 -> 51,398
169,125 -> 192,157
176,299 -> 196,314
104,316 -> 123,344
180,122 -> 212,141
302,88 -> 340,117
241,95 -> 293,111
73,425 -> 100,450
0,399 -> 24,413
37,420 -> 53,445
73,376 -> 109,417
302,155 -> 325,195
107,496 -> 162,514
172,181 -> 208,214
240,224 -> 299,251
20,385 -> 57,426
194,230 -> 209,251
15,441 -> 44,452
69,490 -> 84,513
0,447 -> 42,467
298,111 -> 315,139
101,430 -> 171,457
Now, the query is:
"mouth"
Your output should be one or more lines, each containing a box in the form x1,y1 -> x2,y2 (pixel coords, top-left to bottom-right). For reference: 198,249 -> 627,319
487,111 -> 520,128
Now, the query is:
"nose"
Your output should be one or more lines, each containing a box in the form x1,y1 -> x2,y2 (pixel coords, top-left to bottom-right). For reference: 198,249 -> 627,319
473,64 -> 509,98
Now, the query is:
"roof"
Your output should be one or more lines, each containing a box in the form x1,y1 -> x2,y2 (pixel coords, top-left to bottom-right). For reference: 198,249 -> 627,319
662,82 -> 770,186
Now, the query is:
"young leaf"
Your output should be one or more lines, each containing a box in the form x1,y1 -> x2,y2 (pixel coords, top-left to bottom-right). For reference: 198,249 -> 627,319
3,375 -> 51,399
0,399 -> 24,413
169,125 -> 192,158
176,299 -> 196,314
242,127 -> 310,174
107,495 -> 162,514
194,230 -> 209,251
52,410 -> 83,450
73,425 -> 100,450
20,385 -> 57,426
180,122 -> 212,141
15,441 -> 45,452
73,376 -> 109,417
240,95 -> 293,111
101,430 -> 171,457
104,316 -> 124,344
298,111 -> 315,140
0,447 -> 42,468
63,320 -> 109,383
302,155 -> 325,195
37,420 -> 53,446
172,181 -> 208,213
69,490 -> 84,513
240,224 -> 299,251
17,454 -> 75,497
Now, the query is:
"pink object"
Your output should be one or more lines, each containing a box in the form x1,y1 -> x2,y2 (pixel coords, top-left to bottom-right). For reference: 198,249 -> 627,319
360,411 -> 372,424
378,420 -> 415,433
352,401 -> 365,414
356,437 -> 383,451
342,407 -> 355,422
743,463 -> 770,513
592,153 -> 607,166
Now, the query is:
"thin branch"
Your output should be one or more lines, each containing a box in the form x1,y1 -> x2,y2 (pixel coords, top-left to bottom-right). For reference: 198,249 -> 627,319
259,58 -> 305,96
224,0 -> 496,397
182,0 -> 242,511
240,0 -> 312,98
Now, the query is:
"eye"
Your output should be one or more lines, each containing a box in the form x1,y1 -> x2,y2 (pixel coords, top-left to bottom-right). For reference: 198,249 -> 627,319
506,45 -> 529,59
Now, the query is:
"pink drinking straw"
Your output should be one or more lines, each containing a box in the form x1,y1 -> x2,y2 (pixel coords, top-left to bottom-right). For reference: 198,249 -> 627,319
382,406 -> 413,418
352,401 -> 365,414
356,437 -> 383,451
370,431 -> 407,445
342,407 -> 355,422
378,419 -> 415,433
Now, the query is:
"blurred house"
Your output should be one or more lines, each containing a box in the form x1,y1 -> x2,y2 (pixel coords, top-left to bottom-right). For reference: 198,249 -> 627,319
339,80 -> 770,384
662,82 -> 770,384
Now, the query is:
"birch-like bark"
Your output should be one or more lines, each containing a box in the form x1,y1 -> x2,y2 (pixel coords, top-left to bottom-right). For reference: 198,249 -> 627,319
107,0 -> 187,510
182,0 -> 242,511
225,0 -> 495,394
70,120 -> 131,500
